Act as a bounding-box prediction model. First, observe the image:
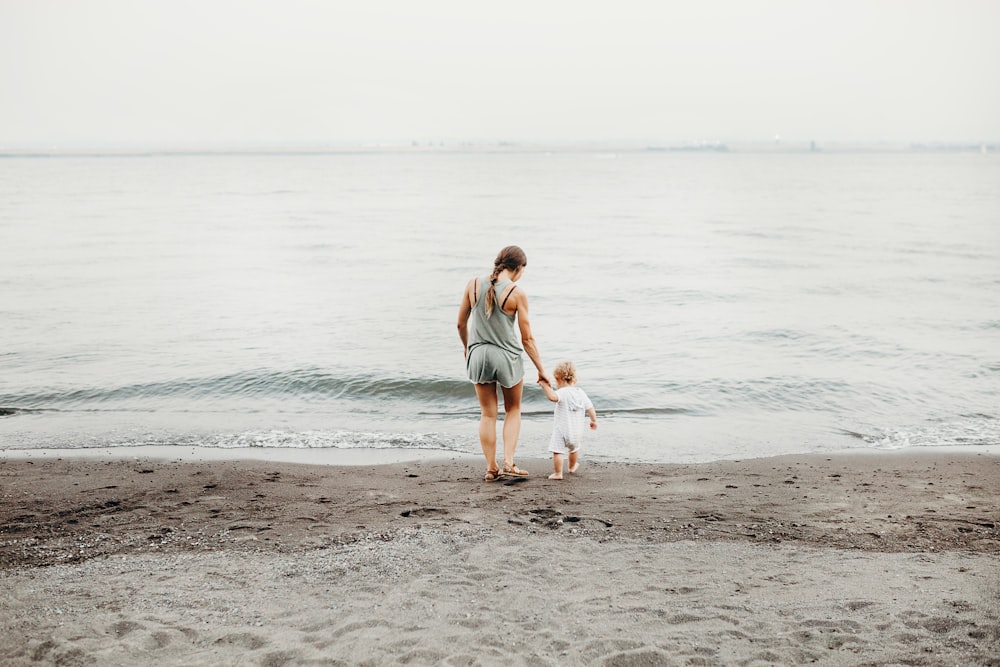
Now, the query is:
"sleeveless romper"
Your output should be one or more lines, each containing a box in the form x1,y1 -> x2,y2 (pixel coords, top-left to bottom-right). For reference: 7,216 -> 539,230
466,277 -> 525,387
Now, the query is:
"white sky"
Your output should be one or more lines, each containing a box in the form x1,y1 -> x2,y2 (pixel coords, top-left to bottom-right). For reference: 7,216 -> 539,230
2,0 -> 998,147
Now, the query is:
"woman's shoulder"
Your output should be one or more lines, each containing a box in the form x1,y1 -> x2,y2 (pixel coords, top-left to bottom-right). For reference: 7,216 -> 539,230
506,280 -> 527,299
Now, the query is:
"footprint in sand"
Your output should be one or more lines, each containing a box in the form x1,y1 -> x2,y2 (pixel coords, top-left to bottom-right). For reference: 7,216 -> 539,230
110,620 -> 143,638
400,508 -> 448,518
844,600 -> 875,611
526,508 -> 564,528
31,640 -> 57,661
260,650 -> 300,667
213,632 -> 268,650
603,648 -> 673,666
146,631 -> 176,650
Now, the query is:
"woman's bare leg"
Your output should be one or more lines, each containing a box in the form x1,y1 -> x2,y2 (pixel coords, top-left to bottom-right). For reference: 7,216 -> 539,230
500,381 -> 524,471
474,383 -> 499,473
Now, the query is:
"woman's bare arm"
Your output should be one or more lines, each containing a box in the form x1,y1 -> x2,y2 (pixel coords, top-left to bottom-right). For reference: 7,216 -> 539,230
511,289 -> 547,382
456,278 -> 475,357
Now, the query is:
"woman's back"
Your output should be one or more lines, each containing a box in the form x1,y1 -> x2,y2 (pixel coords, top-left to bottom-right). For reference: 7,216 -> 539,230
468,277 -> 522,355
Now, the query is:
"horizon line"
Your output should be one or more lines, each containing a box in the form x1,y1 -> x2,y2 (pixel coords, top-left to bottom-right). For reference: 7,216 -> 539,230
1,138 -> 997,157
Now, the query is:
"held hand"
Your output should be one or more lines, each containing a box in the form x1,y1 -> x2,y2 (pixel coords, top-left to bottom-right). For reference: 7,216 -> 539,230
537,375 -> 551,385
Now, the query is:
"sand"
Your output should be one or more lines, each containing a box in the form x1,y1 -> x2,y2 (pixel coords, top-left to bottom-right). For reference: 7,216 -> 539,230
1,449 -> 998,666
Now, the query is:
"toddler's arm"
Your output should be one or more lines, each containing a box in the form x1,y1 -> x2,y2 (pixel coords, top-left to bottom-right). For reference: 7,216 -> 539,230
587,406 -> 598,430
538,378 -> 560,403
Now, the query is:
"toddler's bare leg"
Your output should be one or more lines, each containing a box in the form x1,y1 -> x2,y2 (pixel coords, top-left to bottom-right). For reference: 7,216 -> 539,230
549,453 -> 563,480
568,450 -> 580,473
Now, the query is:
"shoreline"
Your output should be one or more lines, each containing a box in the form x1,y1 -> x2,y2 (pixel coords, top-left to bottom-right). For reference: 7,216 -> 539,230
0,444 -> 479,467
2,449 -> 998,665
1,442 -> 997,468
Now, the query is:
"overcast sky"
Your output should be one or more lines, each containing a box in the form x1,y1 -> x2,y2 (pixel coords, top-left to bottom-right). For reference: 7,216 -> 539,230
2,0 -> 998,148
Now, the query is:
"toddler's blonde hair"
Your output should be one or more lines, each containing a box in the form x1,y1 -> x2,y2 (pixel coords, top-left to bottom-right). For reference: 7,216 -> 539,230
554,361 -> 577,384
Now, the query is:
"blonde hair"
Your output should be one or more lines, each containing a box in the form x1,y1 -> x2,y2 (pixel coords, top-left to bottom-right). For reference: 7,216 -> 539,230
485,245 -> 527,318
554,361 -> 577,384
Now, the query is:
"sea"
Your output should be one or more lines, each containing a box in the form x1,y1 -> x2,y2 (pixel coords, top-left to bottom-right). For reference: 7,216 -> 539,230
1,148 -> 998,464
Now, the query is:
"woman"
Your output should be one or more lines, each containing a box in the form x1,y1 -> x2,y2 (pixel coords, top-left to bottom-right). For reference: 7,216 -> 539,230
457,245 -> 548,481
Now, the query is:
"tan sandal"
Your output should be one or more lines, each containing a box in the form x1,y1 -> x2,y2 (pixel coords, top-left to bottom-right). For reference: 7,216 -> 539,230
484,469 -> 501,482
502,462 -> 529,477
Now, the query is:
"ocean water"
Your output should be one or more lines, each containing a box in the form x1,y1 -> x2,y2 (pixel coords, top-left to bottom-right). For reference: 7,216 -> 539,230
1,149 -> 998,464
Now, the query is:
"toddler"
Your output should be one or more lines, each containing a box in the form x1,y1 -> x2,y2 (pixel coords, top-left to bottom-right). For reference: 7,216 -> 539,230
538,361 -> 597,480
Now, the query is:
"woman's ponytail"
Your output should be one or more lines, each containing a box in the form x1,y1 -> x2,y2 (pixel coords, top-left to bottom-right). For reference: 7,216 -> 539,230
484,264 -> 503,317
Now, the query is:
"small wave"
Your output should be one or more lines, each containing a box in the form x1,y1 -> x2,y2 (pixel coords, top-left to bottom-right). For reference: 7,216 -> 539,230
199,429 -> 465,451
28,429 -> 470,453
600,406 -> 696,417
0,407 -> 43,417
746,328 -> 808,340
0,369 -> 476,409
853,415 -> 1000,449
692,376 -> 861,413
4,370 -> 688,416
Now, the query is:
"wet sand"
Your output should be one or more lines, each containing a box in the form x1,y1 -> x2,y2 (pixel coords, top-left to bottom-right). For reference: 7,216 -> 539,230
2,450 -> 998,666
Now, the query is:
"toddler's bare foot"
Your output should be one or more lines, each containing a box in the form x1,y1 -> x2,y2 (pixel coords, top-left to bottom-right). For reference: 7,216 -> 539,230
569,463 -> 580,474
548,473 -> 563,480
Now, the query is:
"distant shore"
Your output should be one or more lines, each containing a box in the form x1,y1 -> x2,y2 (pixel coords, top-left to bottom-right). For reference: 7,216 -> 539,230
2,449 -> 997,665
1,139 -> 996,158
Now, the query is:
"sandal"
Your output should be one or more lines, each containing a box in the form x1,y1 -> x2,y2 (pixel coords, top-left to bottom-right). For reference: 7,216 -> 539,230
484,469 -> 501,482
502,462 -> 529,477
